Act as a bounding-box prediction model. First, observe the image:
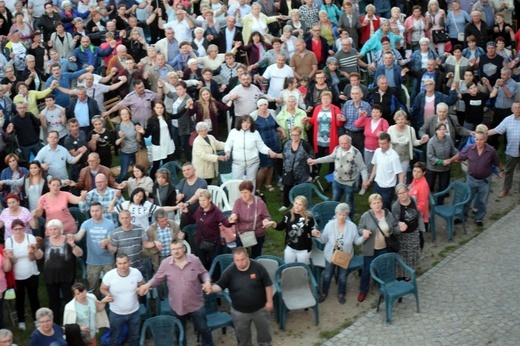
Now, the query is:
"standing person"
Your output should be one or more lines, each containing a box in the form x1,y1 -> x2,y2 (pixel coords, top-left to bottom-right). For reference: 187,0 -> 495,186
41,219 -> 83,324
392,184 -> 424,280
408,162 -> 430,249
487,101 -> 520,198
207,247 -> 273,346
100,253 -> 145,346
107,210 -> 148,274
228,180 -> 273,258
73,202 -> 115,298
29,308 -> 67,346
138,239 -> 213,346
4,219 -> 43,331
451,131 -> 504,227
115,107 -> 141,183
357,193 -> 400,303
175,162 -> 208,229
191,122 -> 226,185
308,135 -> 368,217
426,123 -> 458,204
224,115 -> 278,186
265,196 -> 316,264
179,189 -> 233,269
363,133 -> 405,211
312,203 -> 364,304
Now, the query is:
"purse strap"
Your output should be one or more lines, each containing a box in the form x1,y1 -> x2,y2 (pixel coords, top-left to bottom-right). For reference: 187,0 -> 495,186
451,12 -> 460,34
252,196 -> 258,230
369,210 -> 389,239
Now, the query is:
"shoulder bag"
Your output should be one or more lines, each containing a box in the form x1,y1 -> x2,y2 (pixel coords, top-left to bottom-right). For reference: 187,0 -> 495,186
430,11 -> 448,43
451,11 -> 465,42
239,197 -> 258,248
330,223 -> 352,269
369,210 -> 400,253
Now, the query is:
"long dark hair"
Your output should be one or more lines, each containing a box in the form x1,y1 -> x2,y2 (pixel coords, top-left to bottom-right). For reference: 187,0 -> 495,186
235,115 -> 257,132
151,100 -> 170,121
130,187 -> 147,205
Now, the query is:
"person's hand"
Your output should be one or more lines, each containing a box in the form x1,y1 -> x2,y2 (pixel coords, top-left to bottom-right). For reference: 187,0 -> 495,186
186,99 -> 194,109
264,300 -> 273,311
41,163 -> 50,171
117,181 -> 127,190
69,56 -> 77,62
229,93 -> 238,100
118,130 -> 125,138
398,221 -> 408,232
307,158 -> 315,165
262,220 -> 276,228
66,234 -> 76,247
494,27 -> 499,33
443,159 -> 451,166
234,41 -> 242,48
135,125 -> 145,134
202,281 -> 212,295
362,229 -> 372,239
496,79 -> 504,87
228,213 -> 237,223
114,189 -> 122,198
137,285 -> 149,296
4,249 -> 14,261
118,75 -> 128,83
81,190 -> 88,200
157,78 -> 164,88
498,171 -> 504,178
103,293 -> 114,302
155,241 -> 163,251
80,326 -> 91,333
92,133 -> 101,141
65,180 -> 77,187
100,239 -> 109,249
224,152 -> 231,161
101,111 -> 109,119
311,229 -> 320,237
451,81 -> 459,90
78,146 -> 88,154
301,117 -> 310,124
481,77 -> 489,86
362,180 -> 371,189
446,72 -> 454,79
421,134 -> 429,143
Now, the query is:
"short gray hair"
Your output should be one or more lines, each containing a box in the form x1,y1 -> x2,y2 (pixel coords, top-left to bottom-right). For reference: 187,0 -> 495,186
335,203 -> 350,215
436,102 -> 448,112
419,37 -> 430,45
283,25 -> 292,33
154,208 -> 168,220
395,183 -> 408,194
366,4 -> 375,11
194,27 -> 204,35
46,219 -> 63,233
196,121 -> 209,132
0,329 -> 12,340
36,307 -> 54,321
289,9 -> 300,16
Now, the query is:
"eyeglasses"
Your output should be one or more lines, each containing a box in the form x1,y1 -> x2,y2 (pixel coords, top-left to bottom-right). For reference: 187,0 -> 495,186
12,227 -> 24,231
290,133 -> 301,137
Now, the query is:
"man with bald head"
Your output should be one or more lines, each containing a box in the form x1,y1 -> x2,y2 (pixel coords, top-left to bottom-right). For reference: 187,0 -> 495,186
308,135 -> 368,216
75,152 -> 121,191
79,173 -> 125,224
71,36 -> 116,70
107,45 -> 132,75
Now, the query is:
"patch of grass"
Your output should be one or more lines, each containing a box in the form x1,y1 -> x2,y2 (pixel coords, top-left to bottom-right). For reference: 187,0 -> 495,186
319,319 -> 353,340
437,245 -> 457,259
489,211 -> 509,220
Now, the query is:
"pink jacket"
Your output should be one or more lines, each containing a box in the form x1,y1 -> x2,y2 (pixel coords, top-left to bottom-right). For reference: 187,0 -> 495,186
354,115 -> 389,151
404,15 -> 429,44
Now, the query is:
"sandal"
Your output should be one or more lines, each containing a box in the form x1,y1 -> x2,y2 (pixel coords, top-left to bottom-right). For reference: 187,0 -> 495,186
265,185 -> 275,192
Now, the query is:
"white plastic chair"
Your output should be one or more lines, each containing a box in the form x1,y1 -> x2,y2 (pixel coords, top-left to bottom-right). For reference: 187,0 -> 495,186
207,185 -> 231,211
309,239 -> 326,284
182,240 -> 191,254
220,179 -> 242,207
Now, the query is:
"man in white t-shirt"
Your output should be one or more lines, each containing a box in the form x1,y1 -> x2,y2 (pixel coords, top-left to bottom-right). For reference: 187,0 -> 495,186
257,55 -> 294,99
100,253 -> 144,346
363,132 -> 404,210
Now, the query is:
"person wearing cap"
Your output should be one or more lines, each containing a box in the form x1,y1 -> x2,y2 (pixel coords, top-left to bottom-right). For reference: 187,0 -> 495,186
464,10 -> 490,49
323,56 -> 348,98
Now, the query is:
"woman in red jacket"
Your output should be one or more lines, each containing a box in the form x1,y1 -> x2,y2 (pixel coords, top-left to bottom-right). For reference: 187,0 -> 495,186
306,91 -> 344,173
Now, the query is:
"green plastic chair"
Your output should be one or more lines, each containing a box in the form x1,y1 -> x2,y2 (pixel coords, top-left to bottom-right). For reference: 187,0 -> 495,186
370,253 -> 420,324
139,315 -> 184,346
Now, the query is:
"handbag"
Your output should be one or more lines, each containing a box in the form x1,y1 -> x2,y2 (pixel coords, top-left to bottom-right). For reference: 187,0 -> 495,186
432,29 -> 448,43
135,145 -> 150,170
369,211 -> 400,253
451,12 -> 465,42
330,224 -> 352,269
239,197 -> 258,248
199,238 -> 216,252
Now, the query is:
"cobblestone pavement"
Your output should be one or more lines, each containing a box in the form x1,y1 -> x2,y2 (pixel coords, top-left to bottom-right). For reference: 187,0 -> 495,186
324,206 -> 520,346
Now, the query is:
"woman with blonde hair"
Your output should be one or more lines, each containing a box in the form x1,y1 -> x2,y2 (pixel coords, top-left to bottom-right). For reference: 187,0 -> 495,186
426,0 -> 447,55
189,87 -> 229,138
265,195 -> 316,264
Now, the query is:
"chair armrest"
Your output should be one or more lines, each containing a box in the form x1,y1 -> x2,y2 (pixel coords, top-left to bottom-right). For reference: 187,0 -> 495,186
434,183 -> 452,198
369,263 -> 385,286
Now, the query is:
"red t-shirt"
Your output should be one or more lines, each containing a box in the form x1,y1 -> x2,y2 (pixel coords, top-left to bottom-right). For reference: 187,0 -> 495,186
312,39 -> 322,63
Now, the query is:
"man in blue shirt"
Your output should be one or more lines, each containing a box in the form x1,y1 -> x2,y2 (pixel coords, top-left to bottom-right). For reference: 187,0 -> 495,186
71,36 -> 115,70
46,63 -> 93,108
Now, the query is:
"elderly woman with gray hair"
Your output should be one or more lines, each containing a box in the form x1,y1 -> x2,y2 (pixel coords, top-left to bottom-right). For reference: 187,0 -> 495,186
392,184 -> 424,280
29,307 -> 67,346
312,203 -> 364,304
192,121 -> 227,185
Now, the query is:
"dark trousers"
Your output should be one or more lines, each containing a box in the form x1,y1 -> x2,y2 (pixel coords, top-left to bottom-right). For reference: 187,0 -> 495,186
16,275 -> 41,323
172,306 -> 213,346
346,130 -> 365,155
150,153 -> 174,179
360,248 -> 388,294
426,169 -> 451,204
196,243 -> 223,271
489,108 -> 511,150
374,182 -> 394,211
46,280 -> 74,325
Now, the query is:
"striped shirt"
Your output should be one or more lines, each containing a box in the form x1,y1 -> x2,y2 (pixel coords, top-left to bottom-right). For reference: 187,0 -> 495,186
334,49 -> 359,75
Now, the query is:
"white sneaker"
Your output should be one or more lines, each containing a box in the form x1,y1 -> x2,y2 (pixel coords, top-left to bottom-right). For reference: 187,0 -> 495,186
358,188 -> 366,196
18,322 -> 26,330
278,206 -> 288,212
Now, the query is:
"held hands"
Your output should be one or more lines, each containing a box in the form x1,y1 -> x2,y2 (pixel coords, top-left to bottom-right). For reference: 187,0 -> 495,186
362,229 -> 372,239
154,241 -> 163,251
262,220 -> 276,229
228,214 -> 238,223
202,282 -> 212,295
66,234 -> 76,247
311,229 -> 320,238
137,285 -> 150,296
398,221 -> 408,232
100,239 -> 109,249
307,158 -> 316,165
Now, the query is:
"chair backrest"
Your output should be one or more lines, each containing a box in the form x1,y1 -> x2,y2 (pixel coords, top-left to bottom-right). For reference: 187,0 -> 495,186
276,263 -> 317,294
181,224 -> 197,250
159,161 -> 183,188
451,181 -> 471,210
140,315 -> 184,346
312,201 -> 340,230
207,185 -> 231,211
209,254 -> 234,279
220,179 -> 242,207
181,240 -> 191,254
256,256 -> 284,286
370,253 -> 399,285
289,183 -> 328,209
309,238 -> 326,268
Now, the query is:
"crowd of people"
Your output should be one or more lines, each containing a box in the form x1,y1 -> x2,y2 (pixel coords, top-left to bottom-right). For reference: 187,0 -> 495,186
1,0 -> 520,345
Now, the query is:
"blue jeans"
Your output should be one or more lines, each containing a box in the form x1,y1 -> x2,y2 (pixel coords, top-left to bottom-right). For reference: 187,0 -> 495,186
359,248 -> 388,294
332,181 -> 356,216
173,306 -> 213,346
464,174 -> 491,222
109,309 -> 140,346
374,183 -> 394,211
118,152 -> 136,183
19,142 -> 43,162
322,260 -> 348,296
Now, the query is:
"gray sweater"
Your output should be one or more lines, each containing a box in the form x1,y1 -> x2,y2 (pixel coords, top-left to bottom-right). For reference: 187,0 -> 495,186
313,145 -> 368,186
426,135 -> 458,172
358,209 -> 400,256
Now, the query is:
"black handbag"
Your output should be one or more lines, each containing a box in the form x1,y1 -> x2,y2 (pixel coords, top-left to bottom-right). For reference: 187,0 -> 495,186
199,238 -> 216,252
370,211 -> 400,253
432,29 -> 448,43
281,170 -> 294,186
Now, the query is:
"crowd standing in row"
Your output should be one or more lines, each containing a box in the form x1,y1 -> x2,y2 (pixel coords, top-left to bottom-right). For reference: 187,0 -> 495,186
1,0 -> 520,345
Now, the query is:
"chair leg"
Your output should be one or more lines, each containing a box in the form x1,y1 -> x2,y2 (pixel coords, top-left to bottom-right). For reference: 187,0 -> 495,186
447,217 -> 454,242
314,304 -> 319,326
415,293 -> 420,313
430,216 -> 436,241
385,299 -> 393,324
377,294 -> 383,312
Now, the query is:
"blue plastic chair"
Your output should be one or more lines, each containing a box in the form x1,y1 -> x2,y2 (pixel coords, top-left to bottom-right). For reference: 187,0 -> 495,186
274,263 -> 319,331
370,253 -> 420,324
153,281 -> 173,316
208,254 -> 234,282
429,181 -> 471,242
202,291 -> 235,341
289,183 -> 329,209
312,201 -> 339,231
159,161 -> 183,188
139,315 -> 184,346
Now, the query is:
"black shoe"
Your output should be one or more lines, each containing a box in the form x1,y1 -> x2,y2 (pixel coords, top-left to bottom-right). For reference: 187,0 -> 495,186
476,220 -> 484,227
338,295 -> 346,304
318,293 -> 328,303
454,218 -> 462,224
398,297 -> 403,303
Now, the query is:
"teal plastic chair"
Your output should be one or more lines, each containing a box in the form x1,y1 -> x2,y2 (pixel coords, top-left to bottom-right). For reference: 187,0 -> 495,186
370,253 -> 420,324
202,291 -> 235,341
274,263 -> 319,331
289,183 -> 329,209
208,254 -> 234,282
153,281 -> 173,316
429,181 -> 471,242
312,201 -> 339,250
159,161 -> 183,188
139,315 -> 184,346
